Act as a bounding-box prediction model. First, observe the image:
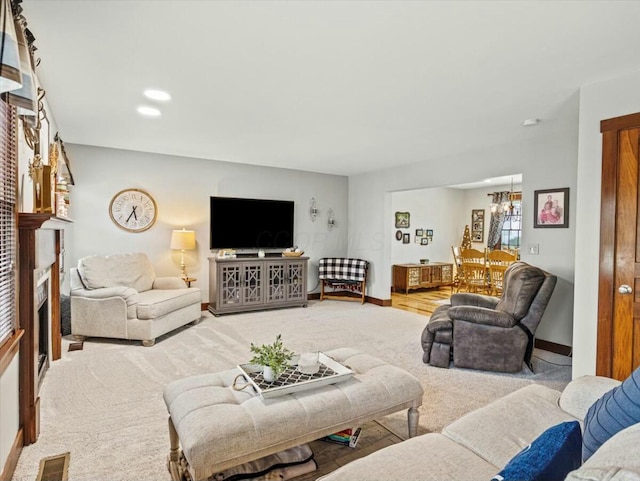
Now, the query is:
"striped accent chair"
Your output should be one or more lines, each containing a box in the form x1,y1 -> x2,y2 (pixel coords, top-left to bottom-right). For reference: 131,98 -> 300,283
318,258 -> 369,304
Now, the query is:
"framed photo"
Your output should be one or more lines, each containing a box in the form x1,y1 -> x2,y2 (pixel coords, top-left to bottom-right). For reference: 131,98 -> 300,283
471,209 -> 484,242
402,233 -> 410,244
421,237 -> 429,245
415,228 -> 424,236
426,229 -> 433,236
534,188 -> 569,228
395,230 -> 403,241
395,212 -> 410,228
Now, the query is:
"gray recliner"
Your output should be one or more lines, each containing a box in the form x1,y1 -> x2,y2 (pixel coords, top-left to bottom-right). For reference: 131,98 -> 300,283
421,261 -> 557,373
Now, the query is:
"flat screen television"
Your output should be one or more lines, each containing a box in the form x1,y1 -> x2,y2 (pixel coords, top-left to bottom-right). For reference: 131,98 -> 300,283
210,196 -> 294,250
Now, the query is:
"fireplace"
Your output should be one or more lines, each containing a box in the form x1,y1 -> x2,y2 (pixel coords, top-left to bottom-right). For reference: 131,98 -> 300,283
18,213 -> 69,445
36,279 -> 49,385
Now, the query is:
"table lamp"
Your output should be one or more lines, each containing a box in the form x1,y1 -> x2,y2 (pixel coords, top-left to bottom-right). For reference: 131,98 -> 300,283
170,228 -> 196,279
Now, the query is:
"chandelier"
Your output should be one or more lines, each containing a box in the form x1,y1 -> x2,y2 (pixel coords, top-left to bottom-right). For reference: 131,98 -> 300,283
490,178 -> 516,214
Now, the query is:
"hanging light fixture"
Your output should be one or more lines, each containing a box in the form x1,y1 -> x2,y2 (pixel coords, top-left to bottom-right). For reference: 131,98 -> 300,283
503,177 -> 515,213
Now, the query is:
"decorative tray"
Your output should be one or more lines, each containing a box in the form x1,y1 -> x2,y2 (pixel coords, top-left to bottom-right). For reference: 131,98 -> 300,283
282,251 -> 304,257
237,352 -> 353,399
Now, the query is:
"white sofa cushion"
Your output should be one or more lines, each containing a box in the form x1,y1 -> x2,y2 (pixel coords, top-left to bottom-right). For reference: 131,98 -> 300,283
317,433 -> 499,481
559,375 -> 621,421
136,288 -> 202,320
78,252 -> 155,292
442,384 -> 576,469
566,423 -> 640,480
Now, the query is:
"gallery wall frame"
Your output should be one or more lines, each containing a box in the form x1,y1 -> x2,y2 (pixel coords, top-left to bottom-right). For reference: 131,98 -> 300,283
471,209 -> 484,242
395,212 -> 410,228
534,187 -> 569,228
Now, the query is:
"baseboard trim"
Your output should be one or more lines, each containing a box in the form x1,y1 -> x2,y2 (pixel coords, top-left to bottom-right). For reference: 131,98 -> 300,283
306,292 -> 390,306
0,427 -> 23,481
535,338 -> 572,356
366,296 -> 391,307
202,295 -> 392,311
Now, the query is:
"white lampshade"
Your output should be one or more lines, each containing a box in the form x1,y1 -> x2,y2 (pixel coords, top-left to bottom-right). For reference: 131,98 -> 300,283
171,229 -> 196,250
0,0 -> 22,94
2,13 -> 37,123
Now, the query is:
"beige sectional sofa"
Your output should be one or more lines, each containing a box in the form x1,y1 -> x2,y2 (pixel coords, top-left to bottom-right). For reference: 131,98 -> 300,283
70,252 -> 202,346
319,375 -> 640,481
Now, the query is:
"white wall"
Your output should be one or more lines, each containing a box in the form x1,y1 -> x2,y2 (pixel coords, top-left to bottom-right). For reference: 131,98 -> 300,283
390,187 -> 465,266
389,183 -> 521,269
349,105 -> 579,347
0,355 -> 19,477
573,70 -> 640,378
65,144 -> 349,299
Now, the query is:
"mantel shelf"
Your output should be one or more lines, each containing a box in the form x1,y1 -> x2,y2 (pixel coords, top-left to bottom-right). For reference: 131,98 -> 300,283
18,213 -> 73,230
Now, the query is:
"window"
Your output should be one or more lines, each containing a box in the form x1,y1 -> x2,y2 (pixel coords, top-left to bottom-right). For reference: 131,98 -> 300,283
500,201 -> 522,252
0,100 -> 17,347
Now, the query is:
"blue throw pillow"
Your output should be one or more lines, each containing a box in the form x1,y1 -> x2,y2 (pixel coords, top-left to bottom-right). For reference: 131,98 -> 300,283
491,421 -> 582,481
582,365 -> 640,461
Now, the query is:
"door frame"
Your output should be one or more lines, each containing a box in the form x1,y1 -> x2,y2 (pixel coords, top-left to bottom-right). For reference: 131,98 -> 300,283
597,112 -> 640,377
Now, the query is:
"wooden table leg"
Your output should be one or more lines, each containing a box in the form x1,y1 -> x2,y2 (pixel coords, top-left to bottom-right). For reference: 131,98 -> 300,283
407,407 -> 419,438
167,417 -> 182,481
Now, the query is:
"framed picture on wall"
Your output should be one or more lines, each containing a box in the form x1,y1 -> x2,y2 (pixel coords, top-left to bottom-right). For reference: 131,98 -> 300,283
471,209 -> 484,242
395,212 -> 410,228
402,233 -> 410,244
416,228 -> 424,236
534,188 -> 569,228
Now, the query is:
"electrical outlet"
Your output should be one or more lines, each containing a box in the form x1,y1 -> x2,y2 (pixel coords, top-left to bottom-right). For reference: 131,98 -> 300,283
528,243 -> 539,255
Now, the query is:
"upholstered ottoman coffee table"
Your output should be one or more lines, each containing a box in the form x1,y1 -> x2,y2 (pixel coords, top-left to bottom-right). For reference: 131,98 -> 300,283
163,347 -> 424,481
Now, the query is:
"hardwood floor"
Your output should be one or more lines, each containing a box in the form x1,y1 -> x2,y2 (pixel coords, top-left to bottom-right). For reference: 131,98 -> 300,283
391,286 -> 453,316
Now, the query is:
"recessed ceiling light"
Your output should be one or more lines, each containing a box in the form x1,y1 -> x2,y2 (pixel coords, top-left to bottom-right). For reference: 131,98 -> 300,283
137,106 -> 161,117
143,89 -> 171,101
522,118 -> 540,127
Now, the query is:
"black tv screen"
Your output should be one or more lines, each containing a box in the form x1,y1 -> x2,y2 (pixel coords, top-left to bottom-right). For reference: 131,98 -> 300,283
210,197 -> 294,250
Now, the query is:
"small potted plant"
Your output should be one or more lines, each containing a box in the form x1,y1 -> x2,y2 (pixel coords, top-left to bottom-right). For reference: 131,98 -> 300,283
249,334 -> 294,382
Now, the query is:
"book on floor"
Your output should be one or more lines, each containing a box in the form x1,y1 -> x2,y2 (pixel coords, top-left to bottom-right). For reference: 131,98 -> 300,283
320,427 -> 362,448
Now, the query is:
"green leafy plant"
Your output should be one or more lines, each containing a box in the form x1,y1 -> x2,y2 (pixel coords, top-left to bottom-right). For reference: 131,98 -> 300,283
249,334 -> 294,377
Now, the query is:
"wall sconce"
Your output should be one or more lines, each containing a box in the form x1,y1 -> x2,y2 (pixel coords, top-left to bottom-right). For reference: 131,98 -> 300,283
327,209 -> 335,230
170,228 -> 196,279
310,197 -> 319,222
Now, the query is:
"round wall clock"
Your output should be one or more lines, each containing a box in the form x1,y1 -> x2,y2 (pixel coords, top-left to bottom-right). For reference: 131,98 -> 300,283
109,188 -> 157,232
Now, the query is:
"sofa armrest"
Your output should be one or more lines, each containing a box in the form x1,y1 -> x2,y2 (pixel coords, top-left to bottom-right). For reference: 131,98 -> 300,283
451,293 -> 499,309
71,285 -> 138,301
448,306 -> 516,328
153,277 -> 187,290
559,375 -> 622,421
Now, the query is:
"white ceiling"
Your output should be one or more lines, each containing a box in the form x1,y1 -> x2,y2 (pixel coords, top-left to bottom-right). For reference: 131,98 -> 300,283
22,1 -> 640,177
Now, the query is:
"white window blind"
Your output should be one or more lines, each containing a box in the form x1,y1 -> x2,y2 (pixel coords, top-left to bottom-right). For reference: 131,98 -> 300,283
0,99 -> 17,346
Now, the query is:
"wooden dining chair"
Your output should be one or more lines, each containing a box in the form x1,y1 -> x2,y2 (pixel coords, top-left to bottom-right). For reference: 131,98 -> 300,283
451,245 -> 464,291
486,249 -> 518,296
459,248 -> 490,294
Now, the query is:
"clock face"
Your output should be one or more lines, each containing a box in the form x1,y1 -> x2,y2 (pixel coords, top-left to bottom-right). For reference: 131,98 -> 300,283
109,188 -> 157,232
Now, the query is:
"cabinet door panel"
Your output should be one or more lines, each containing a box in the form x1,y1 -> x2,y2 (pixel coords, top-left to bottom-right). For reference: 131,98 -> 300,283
242,263 -> 264,305
219,264 -> 242,307
287,261 -> 306,301
408,268 -> 420,287
266,262 -> 286,302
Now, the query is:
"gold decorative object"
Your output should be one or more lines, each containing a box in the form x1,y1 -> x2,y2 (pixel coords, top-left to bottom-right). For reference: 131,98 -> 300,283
28,154 -> 52,213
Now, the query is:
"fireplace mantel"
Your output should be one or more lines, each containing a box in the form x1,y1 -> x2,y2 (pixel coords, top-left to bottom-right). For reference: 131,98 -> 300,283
18,213 -> 71,445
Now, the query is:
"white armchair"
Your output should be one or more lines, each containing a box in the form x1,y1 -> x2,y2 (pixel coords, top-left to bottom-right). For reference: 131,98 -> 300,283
70,252 -> 202,346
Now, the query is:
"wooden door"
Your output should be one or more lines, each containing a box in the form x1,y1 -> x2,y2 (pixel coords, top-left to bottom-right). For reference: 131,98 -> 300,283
598,112 -> 640,380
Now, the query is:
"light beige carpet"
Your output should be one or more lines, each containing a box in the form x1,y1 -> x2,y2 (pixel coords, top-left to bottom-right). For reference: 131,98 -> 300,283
12,301 -> 571,481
